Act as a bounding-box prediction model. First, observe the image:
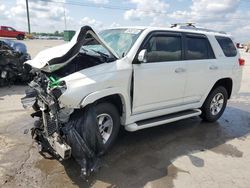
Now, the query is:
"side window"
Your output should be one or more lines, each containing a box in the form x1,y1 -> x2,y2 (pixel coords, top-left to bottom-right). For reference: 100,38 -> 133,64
144,35 -> 182,63
215,36 -> 237,57
186,36 -> 215,60
7,27 -> 14,31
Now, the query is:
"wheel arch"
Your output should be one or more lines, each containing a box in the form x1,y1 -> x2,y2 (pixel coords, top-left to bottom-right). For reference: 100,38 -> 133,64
211,78 -> 233,99
80,89 -> 128,125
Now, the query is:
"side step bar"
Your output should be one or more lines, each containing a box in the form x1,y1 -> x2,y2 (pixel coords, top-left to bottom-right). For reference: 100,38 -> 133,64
125,109 -> 201,132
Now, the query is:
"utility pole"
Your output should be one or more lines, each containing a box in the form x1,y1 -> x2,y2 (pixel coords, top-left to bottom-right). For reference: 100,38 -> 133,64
63,6 -> 67,30
26,0 -> 31,33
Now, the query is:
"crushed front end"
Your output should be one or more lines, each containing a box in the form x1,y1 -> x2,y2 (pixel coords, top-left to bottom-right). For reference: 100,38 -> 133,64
22,72 -> 72,158
20,26 -> 117,179
21,72 -> 104,179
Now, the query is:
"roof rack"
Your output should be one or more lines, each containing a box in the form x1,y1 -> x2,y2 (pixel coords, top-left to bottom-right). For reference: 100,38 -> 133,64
171,23 -> 227,34
171,22 -> 196,28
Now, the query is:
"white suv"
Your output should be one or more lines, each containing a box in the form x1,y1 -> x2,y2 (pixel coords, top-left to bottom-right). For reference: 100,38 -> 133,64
23,25 -> 243,168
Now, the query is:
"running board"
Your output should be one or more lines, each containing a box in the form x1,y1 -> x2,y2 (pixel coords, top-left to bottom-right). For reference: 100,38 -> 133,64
125,109 -> 201,132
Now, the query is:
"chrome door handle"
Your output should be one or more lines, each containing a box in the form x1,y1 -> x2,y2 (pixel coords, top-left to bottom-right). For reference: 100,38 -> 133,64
175,67 -> 186,73
209,65 -> 218,70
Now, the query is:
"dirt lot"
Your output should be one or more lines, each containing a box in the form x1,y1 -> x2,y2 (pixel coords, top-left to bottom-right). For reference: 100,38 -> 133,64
0,40 -> 250,188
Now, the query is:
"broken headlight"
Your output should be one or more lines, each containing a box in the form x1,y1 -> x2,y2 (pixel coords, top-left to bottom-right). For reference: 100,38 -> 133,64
48,76 -> 67,99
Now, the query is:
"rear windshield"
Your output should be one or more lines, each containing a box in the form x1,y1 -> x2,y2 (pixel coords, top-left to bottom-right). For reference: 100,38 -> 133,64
215,36 -> 237,57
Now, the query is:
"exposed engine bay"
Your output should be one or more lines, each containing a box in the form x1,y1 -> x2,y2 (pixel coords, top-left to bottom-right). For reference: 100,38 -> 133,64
0,39 -> 31,86
51,50 -> 110,77
21,26 -> 117,179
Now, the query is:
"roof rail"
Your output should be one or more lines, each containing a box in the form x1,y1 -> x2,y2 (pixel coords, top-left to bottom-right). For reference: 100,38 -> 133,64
171,23 -> 227,34
171,22 -> 196,28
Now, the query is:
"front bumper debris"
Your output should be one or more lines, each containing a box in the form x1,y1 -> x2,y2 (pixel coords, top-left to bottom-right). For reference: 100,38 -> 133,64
21,76 -> 104,179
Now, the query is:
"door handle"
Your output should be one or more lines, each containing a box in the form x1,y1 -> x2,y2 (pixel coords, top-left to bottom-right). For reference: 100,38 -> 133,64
175,67 -> 186,73
209,65 -> 218,70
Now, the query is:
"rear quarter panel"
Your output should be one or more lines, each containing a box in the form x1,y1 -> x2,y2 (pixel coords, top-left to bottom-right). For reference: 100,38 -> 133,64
199,35 -> 242,105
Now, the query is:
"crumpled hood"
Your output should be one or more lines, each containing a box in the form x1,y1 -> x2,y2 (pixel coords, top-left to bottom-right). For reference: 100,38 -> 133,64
25,40 -> 77,69
25,26 -> 119,72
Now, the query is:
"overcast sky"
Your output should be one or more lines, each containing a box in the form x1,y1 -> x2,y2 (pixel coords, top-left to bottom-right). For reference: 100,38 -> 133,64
0,0 -> 249,42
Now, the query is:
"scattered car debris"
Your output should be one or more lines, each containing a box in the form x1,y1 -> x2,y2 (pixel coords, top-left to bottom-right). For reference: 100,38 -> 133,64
0,39 -> 31,86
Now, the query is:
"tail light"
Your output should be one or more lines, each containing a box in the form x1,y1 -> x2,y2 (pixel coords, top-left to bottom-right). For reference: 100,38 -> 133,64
239,58 -> 245,66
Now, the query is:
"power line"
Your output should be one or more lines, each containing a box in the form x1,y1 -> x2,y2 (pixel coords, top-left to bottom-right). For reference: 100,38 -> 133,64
39,0 -> 133,11
37,0 -> 249,21
240,0 -> 250,2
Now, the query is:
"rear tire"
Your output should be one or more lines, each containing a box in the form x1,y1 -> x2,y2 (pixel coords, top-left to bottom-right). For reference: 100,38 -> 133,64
17,34 -> 24,40
95,102 -> 120,152
200,86 -> 228,122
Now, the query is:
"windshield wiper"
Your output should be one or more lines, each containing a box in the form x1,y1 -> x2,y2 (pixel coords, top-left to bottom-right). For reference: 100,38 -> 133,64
80,48 -> 112,62
90,49 -> 110,58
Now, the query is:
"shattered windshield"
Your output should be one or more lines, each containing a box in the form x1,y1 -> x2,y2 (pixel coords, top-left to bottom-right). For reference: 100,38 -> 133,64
80,34 -> 113,60
99,28 -> 142,58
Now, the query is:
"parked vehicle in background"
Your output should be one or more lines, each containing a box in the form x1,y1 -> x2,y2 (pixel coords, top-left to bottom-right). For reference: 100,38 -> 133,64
246,41 -> 250,52
0,39 -> 31,86
0,26 -> 25,40
236,43 -> 244,49
35,35 -> 63,40
25,33 -> 34,39
22,25 -> 243,178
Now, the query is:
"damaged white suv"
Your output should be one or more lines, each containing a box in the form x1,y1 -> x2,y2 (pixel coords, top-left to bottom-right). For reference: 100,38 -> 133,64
22,25 -> 243,177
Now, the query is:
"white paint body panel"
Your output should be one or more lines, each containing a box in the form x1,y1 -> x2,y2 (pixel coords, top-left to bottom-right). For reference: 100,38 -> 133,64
132,60 -> 186,114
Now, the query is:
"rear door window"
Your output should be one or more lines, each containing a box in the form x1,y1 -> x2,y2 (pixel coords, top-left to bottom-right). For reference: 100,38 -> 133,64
215,36 -> 237,57
145,34 -> 182,63
186,35 -> 215,60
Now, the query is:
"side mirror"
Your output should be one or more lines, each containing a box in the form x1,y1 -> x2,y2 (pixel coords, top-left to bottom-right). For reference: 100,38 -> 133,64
137,49 -> 147,63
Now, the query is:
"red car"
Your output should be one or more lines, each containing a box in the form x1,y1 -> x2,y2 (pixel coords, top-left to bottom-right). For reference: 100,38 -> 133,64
0,26 -> 25,40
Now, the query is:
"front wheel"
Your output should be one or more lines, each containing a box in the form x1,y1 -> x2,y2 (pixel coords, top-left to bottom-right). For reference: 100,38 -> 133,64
95,102 -> 120,152
200,86 -> 228,122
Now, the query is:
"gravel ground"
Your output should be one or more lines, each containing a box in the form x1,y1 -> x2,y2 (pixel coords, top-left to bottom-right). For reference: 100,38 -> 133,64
0,40 -> 250,188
